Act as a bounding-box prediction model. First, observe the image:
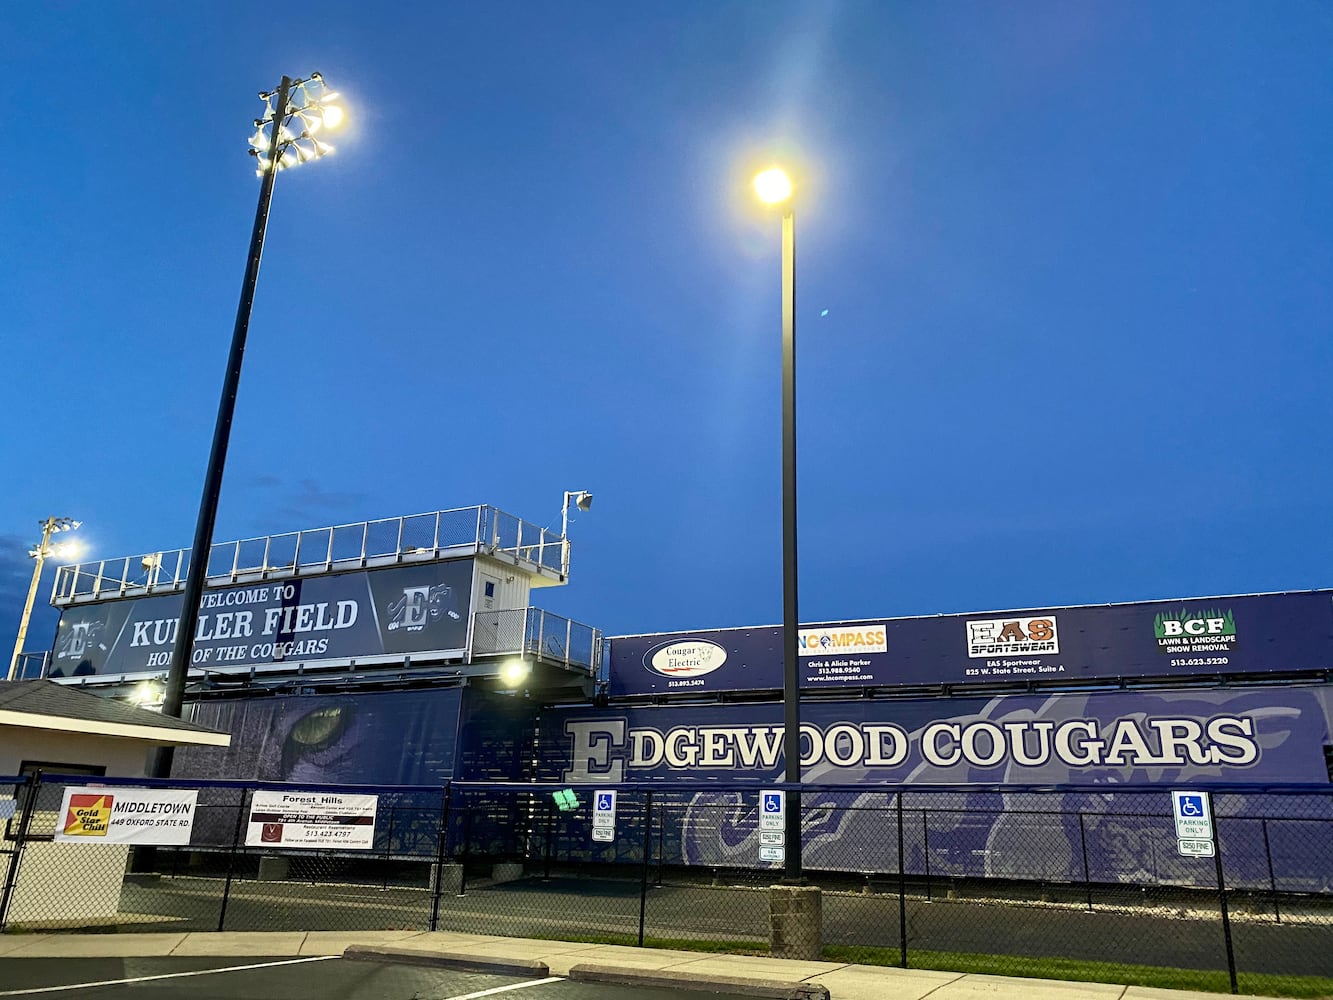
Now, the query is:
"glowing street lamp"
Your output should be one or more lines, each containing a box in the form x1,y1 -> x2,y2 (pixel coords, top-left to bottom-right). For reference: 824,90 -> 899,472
8,517 -> 81,681
753,166 -> 802,881
152,74 -> 344,779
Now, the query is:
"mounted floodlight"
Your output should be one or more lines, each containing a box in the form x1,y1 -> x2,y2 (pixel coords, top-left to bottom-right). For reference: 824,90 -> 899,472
561,490 -> 595,577
9,516 -> 83,681
500,658 -> 531,688
754,167 -> 793,206
249,73 -> 345,176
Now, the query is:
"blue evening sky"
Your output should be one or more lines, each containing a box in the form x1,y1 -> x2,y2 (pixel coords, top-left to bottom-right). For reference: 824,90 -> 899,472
3,1 -> 1331,653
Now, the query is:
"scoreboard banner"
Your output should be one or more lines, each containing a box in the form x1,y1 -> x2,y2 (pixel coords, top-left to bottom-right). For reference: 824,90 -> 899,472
48,561 -> 473,678
607,591 -> 1333,696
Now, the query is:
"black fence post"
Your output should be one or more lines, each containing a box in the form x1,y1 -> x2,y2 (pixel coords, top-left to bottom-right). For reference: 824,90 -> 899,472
639,791 -> 653,948
543,800 -> 553,882
458,802 -> 473,897
382,806 -> 395,892
921,809 -> 931,902
0,770 -> 42,930
655,806 -> 664,887
896,790 -> 907,969
1260,817 -> 1280,923
429,783 -> 452,932
217,787 -> 249,933
1211,800 -> 1238,994
1078,812 -> 1093,912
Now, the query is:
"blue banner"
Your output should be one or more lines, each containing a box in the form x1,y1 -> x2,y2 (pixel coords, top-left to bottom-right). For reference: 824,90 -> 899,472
541,685 -> 1333,785
48,561 -> 474,678
608,591 -> 1333,696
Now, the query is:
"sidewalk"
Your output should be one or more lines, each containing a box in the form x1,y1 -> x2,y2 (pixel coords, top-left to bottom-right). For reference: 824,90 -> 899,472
0,930 -> 1279,1000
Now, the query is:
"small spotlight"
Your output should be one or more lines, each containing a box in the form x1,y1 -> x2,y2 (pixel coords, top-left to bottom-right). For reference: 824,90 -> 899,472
575,492 -> 593,512
499,659 -> 530,688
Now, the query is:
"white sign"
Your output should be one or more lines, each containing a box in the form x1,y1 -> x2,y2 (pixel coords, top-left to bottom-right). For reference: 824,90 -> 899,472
759,831 -> 785,846
759,845 -> 786,862
1179,838 -> 1216,857
759,790 -> 785,832
593,790 -> 617,828
246,790 -> 378,850
54,787 -> 198,846
1171,790 -> 1214,841
592,827 -> 615,843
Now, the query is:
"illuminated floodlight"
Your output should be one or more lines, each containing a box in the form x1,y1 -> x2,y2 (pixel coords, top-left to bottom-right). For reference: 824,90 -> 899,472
753,167 -> 793,205
249,72 -> 346,175
499,658 -> 531,688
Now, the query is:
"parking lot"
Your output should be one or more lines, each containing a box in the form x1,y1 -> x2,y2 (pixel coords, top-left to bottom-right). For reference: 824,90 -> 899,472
0,956 -> 758,999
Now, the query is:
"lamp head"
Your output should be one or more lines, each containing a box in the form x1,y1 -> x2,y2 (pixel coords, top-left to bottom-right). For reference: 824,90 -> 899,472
754,167 -> 793,205
575,491 -> 593,512
499,658 -> 531,688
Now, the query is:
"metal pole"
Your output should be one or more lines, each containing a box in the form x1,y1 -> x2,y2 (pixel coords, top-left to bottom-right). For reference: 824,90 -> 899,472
8,519 -> 58,681
152,76 -> 291,779
1078,812 -> 1093,911
638,791 -> 653,947
1261,817 -> 1280,923
896,790 -> 907,968
1211,799 -> 1238,994
780,207 -> 802,882
217,787 -> 249,932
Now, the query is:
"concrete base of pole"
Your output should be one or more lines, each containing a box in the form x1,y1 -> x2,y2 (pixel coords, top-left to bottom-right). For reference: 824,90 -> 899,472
769,884 -> 822,960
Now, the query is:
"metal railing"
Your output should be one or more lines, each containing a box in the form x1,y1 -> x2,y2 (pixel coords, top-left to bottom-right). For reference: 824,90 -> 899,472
9,652 -> 49,680
469,608 -> 601,675
50,506 -> 569,605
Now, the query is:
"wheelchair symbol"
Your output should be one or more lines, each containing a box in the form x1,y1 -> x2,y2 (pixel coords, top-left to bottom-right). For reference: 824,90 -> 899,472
1179,796 -> 1204,817
762,794 -> 782,813
596,794 -> 613,811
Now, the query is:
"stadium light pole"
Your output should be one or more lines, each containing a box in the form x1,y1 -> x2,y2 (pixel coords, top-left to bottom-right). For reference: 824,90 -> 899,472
754,166 -> 802,881
151,73 -> 344,779
7,517 -> 81,681
561,490 -> 594,577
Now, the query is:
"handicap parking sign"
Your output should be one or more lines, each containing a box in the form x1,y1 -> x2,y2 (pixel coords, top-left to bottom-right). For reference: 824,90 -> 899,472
1171,790 -> 1213,842
597,793 -> 613,811
759,789 -> 784,831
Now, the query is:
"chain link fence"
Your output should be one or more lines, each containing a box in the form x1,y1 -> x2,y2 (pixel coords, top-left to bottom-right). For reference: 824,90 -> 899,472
2,773 -> 1330,995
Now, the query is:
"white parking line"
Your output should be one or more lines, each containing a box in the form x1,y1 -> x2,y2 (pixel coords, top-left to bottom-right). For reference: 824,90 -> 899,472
0,955 -> 338,996
442,979 -> 565,1000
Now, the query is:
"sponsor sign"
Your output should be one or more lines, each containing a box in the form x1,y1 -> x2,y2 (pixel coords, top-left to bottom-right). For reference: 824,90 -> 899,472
49,561 -> 473,679
54,787 -> 198,845
1172,791 -> 1214,841
607,591 -> 1333,696
246,790 -> 378,849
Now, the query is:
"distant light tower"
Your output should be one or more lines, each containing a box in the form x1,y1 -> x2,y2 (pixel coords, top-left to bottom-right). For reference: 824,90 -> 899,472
8,517 -> 81,681
152,73 -> 344,780
754,166 -> 802,881
561,490 -> 594,577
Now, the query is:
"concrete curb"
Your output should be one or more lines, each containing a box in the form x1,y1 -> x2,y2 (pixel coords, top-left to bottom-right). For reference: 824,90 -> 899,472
341,945 -> 549,978
567,963 -> 830,1000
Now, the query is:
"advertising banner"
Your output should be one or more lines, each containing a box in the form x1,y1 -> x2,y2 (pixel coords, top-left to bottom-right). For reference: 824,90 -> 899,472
48,561 -> 473,679
54,787 -> 198,845
245,790 -> 378,849
607,591 -> 1333,696
544,685 -> 1333,786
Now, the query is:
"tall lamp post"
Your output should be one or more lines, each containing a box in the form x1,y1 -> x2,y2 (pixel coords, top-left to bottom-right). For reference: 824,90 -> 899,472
7,517 -> 81,681
754,167 -> 802,881
151,73 -> 344,780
